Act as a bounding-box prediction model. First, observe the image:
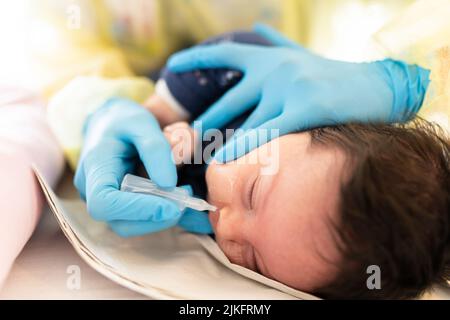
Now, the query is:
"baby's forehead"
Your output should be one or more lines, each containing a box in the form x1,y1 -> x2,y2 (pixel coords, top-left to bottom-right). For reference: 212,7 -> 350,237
262,133 -> 345,222
278,131 -> 347,171
262,132 -> 346,239
280,130 -> 345,157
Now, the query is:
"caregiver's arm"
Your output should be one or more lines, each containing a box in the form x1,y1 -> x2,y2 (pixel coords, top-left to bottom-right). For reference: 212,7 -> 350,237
168,24 -> 431,162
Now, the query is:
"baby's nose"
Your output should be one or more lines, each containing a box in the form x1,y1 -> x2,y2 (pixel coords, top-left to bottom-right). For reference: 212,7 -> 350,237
206,164 -> 237,206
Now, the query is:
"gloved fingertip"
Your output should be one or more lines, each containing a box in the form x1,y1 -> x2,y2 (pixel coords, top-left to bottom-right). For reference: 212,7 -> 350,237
79,190 -> 87,202
147,164 -> 178,188
179,184 -> 194,196
167,53 -> 189,72
153,205 -> 182,222
186,224 -> 214,235
252,23 -> 275,39
212,138 -> 246,163
108,222 -> 133,238
178,211 -> 214,234
153,174 -> 178,189
166,56 -> 178,70
112,228 -> 133,239
73,171 -> 87,201
252,22 -> 271,34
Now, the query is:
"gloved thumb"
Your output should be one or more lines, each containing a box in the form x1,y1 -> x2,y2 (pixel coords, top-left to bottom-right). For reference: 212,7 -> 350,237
177,185 -> 213,234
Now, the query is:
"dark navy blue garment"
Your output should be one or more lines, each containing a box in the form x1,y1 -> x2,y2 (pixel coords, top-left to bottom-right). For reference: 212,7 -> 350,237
161,31 -> 273,120
160,31 -> 273,198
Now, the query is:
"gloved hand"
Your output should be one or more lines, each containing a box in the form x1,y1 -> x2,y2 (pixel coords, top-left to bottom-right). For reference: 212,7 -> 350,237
74,98 -> 212,236
109,186 -> 213,237
168,24 -> 430,162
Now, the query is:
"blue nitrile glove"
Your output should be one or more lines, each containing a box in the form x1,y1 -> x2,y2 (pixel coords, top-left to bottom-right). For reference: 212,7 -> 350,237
74,98 -> 212,236
168,24 -> 430,162
108,185 -> 213,237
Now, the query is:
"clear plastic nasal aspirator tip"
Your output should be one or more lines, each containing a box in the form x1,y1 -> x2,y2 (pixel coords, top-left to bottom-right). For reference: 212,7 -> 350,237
120,174 -> 217,212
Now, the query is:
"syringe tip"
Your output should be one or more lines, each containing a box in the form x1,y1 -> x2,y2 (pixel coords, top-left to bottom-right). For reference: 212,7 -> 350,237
205,204 -> 217,212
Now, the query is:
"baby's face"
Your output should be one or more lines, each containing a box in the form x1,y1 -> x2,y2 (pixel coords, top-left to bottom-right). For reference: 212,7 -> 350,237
206,133 -> 346,292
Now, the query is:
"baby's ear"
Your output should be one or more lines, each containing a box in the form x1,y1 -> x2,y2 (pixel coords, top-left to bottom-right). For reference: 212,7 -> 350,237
163,122 -> 198,165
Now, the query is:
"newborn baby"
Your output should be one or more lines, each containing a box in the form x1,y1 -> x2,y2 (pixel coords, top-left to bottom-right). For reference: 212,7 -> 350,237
162,121 -> 346,293
144,31 -> 450,299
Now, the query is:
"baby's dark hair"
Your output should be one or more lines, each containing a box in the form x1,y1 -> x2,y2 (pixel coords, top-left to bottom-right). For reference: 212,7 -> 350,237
309,119 -> 450,299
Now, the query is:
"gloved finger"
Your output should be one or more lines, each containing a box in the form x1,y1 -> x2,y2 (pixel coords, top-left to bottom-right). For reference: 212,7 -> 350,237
253,23 -> 303,50
167,43 -> 257,72
195,78 -> 259,131
176,185 -> 213,234
74,160 -> 87,201
108,101 -> 178,188
75,135 -> 133,202
83,144 -> 181,222
178,184 -> 194,195
88,184 -> 182,222
239,93 -> 282,131
213,123 -> 282,163
130,132 -> 178,188
108,219 -> 180,238
178,209 -> 213,234
74,140 -> 135,202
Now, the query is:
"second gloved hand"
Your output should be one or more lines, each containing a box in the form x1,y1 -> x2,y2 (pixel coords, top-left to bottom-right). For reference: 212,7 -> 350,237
74,98 -> 212,235
168,24 -> 430,162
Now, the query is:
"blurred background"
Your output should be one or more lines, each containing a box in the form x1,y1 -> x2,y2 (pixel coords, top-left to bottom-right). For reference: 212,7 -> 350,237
0,0 -> 414,95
